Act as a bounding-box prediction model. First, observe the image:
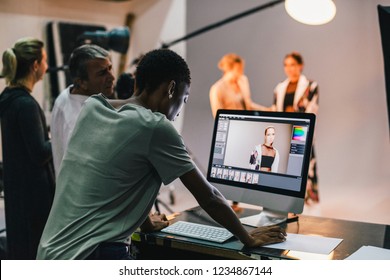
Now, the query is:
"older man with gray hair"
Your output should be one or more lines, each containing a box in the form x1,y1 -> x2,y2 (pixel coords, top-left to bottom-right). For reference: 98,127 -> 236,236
51,44 -> 115,177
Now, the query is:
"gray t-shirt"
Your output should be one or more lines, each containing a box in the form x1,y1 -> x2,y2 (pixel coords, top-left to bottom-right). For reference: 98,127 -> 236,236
37,94 -> 195,259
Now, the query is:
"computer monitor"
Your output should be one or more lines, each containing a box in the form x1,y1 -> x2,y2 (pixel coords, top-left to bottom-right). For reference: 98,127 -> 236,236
207,110 -> 316,227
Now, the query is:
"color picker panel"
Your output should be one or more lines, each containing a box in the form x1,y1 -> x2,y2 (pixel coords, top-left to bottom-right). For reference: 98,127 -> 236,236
292,126 -> 307,141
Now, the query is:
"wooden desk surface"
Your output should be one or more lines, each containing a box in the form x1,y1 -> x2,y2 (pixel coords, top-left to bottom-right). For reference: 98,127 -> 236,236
133,207 -> 390,260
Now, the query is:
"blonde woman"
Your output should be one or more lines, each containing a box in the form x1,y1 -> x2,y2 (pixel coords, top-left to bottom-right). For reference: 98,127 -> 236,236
209,53 -> 265,117
0,38 -> 55,259
209,53 -> 266,212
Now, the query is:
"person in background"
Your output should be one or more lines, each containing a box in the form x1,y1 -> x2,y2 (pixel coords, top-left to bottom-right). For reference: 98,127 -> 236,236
272,52 -> 319,203
0,37 -> 55,259
209,53 -> 266,211
115,53 -> 144,100
209,53 -> 266,118
115,72 -> 134,100
50,44 -> 115,177
37,49 -> 286,260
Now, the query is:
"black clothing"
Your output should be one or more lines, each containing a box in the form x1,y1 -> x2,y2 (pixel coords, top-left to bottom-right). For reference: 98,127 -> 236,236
0,87 -> 55,259
260,155 -> 275,168
85,242 -> 134,260
283,91 -> 295,111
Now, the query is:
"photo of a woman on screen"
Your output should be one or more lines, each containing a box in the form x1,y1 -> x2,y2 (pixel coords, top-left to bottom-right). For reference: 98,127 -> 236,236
249,126 -> 280,172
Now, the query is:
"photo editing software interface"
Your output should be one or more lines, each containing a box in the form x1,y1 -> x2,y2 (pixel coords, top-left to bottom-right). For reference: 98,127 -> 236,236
208,111 -> 313,196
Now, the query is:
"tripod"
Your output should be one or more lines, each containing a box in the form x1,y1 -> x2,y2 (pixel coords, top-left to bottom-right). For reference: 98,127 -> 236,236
154,184 -> 176,214
154,196 -> 174,214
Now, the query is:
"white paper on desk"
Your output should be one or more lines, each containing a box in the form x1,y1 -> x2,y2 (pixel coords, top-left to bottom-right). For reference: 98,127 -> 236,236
262,233 -> 343,255
345,246 -> 390,260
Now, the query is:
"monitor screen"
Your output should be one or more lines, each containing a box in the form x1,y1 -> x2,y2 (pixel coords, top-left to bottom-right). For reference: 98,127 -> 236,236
207,110 -> 316,226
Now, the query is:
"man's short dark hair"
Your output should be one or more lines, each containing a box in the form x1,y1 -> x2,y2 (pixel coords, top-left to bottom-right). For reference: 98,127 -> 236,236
135,49 -> 191,93
68,44 -> 110,81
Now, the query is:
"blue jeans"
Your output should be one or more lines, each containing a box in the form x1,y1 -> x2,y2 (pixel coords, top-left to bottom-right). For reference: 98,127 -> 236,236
86,242 -> 134,260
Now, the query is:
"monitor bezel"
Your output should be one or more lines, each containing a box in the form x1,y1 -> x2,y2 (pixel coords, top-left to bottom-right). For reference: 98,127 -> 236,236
207,109 -> 316,200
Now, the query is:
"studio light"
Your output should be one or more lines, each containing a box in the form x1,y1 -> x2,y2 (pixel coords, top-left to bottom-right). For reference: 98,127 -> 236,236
285,0 -> 336,25
77,27 -> 130,54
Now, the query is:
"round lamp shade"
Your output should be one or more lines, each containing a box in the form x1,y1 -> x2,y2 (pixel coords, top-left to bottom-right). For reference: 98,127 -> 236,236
285,0 -> 336,25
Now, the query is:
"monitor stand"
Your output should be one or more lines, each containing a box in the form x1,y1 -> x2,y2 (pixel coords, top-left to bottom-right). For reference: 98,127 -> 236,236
240,208 -> 288,227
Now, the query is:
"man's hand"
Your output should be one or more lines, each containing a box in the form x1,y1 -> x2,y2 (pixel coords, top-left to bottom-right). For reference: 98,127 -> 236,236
140,212 -> 169,232
244,225 -> 287,247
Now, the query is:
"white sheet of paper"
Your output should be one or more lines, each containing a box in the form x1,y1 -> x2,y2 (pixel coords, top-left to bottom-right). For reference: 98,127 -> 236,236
262,233 -> 343,255
345,246 -> 390,260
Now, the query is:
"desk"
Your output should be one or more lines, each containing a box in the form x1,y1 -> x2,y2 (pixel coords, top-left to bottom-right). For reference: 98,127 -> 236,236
132,206 -> 390,260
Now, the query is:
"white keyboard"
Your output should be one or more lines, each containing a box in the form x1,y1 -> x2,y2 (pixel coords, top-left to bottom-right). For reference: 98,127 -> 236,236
161,221 -> 234,243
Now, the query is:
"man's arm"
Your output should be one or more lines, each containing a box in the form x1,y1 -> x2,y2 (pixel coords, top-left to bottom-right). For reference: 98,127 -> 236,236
180,167 -> 286,247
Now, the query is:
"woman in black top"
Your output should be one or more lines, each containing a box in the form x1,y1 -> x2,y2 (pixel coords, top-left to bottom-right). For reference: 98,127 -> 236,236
0,37 -> 55,259
272,52 -> 319,204
250,126 -> 280,173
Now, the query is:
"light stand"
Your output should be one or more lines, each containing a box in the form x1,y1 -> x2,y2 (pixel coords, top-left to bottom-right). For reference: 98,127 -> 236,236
154,195 -> 175,214
161,0 -> 284,49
